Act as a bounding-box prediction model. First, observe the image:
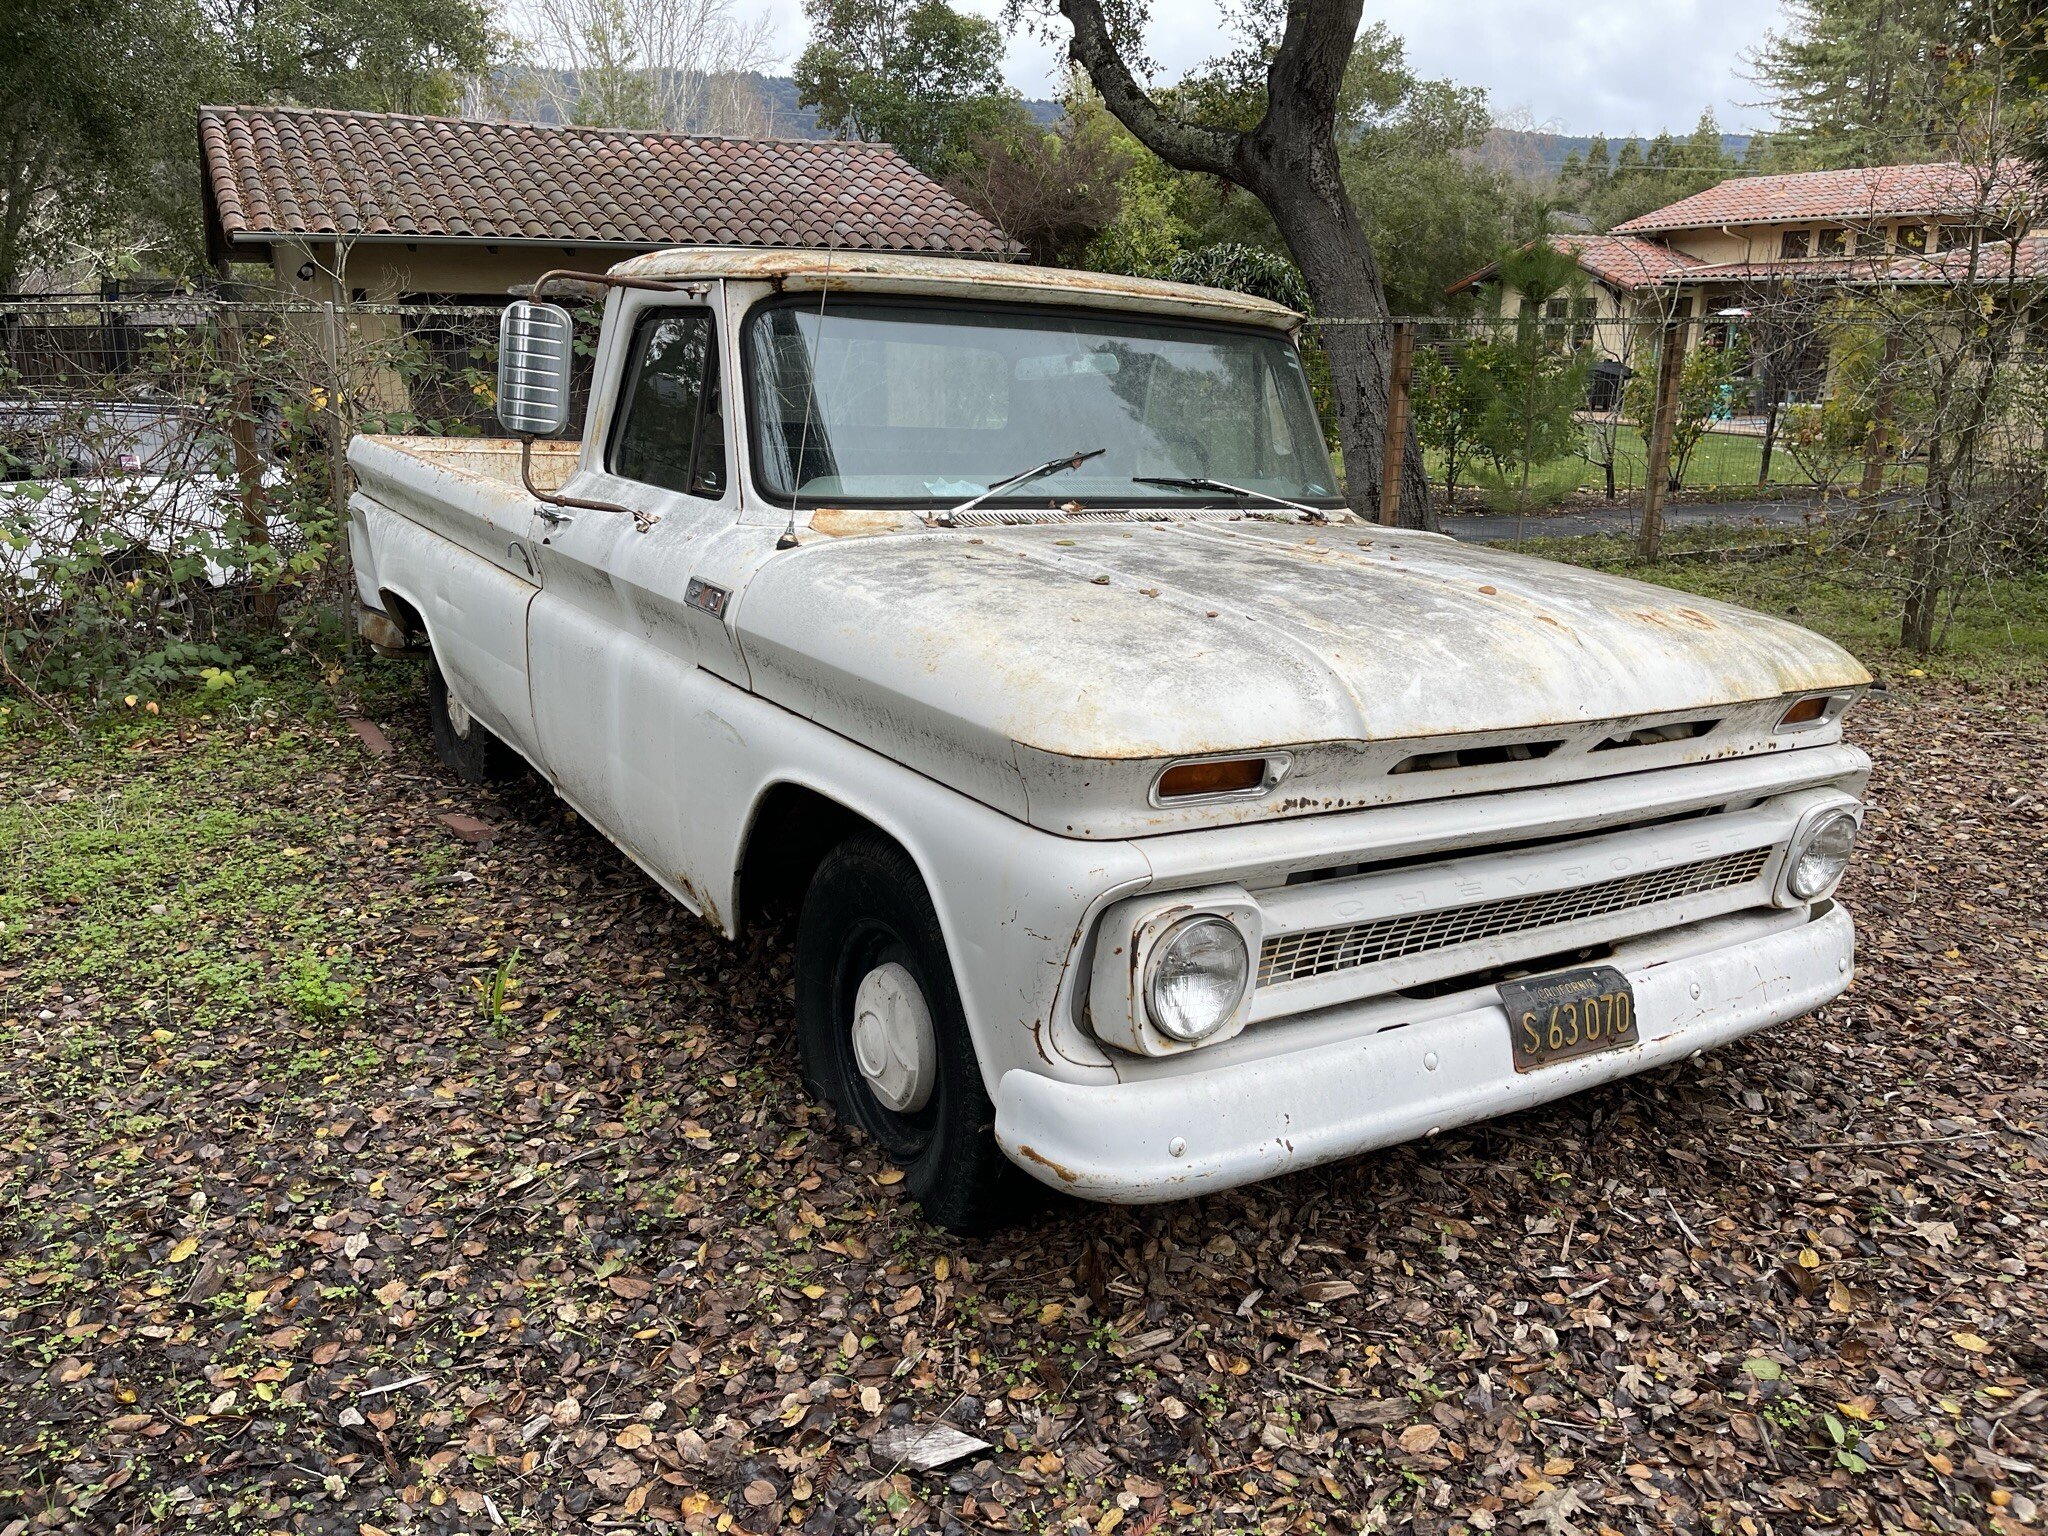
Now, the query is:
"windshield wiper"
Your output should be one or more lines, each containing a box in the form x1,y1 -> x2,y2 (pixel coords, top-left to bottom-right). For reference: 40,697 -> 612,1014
1133,474 -> 1330,524
942,447 -> 1106,521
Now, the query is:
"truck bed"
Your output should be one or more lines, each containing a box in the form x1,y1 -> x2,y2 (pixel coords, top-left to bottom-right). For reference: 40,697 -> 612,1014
351,435 -> 578,494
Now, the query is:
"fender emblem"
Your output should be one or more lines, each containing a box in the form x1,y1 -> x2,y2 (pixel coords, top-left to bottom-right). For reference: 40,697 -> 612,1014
685,577 -> 731,619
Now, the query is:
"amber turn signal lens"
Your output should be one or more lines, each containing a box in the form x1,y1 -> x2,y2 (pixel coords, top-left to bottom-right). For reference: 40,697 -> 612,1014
1777,695 -> 1831,728
1158,758 -> 1267,799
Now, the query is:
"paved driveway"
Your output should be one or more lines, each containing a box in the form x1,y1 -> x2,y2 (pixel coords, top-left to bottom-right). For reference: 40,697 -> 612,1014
1441,496 -> 1847,542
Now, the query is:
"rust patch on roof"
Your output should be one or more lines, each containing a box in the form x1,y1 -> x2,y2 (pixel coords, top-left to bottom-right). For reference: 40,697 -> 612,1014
614,248 -> 1302,328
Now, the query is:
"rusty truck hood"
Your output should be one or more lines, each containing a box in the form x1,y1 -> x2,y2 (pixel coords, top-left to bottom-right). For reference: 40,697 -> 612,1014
734,520 -> 1869,832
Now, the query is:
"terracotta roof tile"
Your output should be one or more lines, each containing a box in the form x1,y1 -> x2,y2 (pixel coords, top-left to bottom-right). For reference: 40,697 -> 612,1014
198,104 -> 1016,257
1614,161 -> 2033,234
1445,233 -> 1700,296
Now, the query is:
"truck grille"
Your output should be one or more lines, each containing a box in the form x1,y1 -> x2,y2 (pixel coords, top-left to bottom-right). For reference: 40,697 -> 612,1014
1257,846 -> 1772,987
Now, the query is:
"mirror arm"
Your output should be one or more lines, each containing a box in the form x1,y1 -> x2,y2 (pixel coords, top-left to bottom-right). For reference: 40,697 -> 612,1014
521,436 -> 660,533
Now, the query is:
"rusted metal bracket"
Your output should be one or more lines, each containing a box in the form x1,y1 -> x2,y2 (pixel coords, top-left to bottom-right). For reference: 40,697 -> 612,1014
520,438 -> 659,532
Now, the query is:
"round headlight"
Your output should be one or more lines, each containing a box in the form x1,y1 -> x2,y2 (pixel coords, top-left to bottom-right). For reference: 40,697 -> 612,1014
1788,809 -> 1859,899
1145,915 -> 1250,1043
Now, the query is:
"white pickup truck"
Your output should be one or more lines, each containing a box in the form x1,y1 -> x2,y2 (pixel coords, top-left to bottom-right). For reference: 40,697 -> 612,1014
348,248 -> 1870,1230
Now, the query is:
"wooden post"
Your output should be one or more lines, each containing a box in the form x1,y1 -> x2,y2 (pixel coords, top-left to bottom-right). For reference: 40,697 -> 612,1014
1859,331 -> 1901,497
1637,318 -> 1687,560
1378,321 -> 1415,525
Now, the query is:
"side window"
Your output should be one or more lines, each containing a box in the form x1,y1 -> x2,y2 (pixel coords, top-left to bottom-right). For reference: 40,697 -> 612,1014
610,311 -> 726,498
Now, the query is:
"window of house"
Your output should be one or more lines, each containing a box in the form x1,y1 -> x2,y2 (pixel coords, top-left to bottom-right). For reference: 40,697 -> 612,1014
1855,226 -> 1887,255
1570,295 -> 1597,348
1897,223 -> 1927,253
1543,296 -> 1570,325
1936,223 -> 1972,252
1816,227 -> 1848,257
609,310 -> 726,499
1779,228 -> 1812,259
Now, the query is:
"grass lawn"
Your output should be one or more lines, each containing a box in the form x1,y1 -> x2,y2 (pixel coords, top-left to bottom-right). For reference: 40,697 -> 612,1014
1506,518 -> 2048,682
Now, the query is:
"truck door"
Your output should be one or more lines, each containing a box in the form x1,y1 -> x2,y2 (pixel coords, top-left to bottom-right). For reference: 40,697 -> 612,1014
525,299 -> 740,909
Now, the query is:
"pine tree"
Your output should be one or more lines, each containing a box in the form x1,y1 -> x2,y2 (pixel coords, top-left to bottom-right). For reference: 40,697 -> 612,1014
1747,0 -> 1982,167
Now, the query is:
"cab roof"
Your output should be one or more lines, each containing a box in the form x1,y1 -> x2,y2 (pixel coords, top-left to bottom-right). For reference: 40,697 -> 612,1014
610,247 -> 1303,330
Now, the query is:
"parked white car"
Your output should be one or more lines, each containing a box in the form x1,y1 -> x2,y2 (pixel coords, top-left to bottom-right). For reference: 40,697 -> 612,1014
348,249 -> 1870,1230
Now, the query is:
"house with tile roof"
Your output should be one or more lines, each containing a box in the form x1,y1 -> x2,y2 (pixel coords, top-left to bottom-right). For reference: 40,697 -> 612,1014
198,103 -> 1016,307
1450,160 -> 2041,384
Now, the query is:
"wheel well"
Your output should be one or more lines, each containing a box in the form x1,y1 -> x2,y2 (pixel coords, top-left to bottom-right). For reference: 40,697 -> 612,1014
378,589 -> 429,646
736,784 -> 893,932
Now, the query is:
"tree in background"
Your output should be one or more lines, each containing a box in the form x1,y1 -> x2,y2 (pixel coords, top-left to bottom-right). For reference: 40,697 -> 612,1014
1335,27 -> 1522,313
2,0 -> 501,291
497,0 -> 775,133
1623,333 -> 1749,492
0,0 -> 210,291
1555,113 -> 1758,230
948,79 -> 1131,265
1746,0 -> 1983,167
796,0 -> 1022,176
205,0 -> 497,116
1465,240 -> 1592,511
1037,0 -> 1518,524
1410,337 -> 1493,509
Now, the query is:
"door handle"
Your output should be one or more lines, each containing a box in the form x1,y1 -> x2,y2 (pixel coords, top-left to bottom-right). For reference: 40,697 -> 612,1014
535,506 -> 574,527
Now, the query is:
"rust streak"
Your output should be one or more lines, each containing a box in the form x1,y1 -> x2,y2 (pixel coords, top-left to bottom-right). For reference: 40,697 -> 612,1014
1015,1144 -> 1081,1184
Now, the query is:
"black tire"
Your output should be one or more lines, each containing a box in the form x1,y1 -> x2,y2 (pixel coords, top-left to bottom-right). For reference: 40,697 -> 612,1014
795,834 -> 1031,1233
424,657 -> 521,784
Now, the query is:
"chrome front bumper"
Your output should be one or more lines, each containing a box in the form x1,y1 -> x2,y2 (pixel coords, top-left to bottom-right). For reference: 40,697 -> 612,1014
995,902 -> 1853,1202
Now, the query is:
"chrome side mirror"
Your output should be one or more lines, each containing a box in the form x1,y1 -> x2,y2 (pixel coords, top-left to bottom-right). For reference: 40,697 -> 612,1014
497,300 -> 573,436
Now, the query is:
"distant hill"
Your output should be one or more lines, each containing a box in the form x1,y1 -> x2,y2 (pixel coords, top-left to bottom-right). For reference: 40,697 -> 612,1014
745,75 -> 1062,138
1473,128 -> 1755,183
482,76 -> 1732,180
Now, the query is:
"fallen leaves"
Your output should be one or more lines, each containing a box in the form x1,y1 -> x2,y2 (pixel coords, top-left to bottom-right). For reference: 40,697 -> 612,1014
2,674 -> 2044,1536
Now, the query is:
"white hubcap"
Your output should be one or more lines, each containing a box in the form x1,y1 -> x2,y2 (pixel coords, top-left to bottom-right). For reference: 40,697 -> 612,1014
850,962 -> 937,1114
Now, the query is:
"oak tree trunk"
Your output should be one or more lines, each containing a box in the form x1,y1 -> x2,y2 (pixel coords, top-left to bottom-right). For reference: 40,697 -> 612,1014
1057,0 -> 1436,528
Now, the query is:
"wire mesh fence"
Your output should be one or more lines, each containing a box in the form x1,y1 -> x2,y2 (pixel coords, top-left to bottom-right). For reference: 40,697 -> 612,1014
0,297 -> 515,700
4,291 -> 2044,699
1309,311 -> 1904,515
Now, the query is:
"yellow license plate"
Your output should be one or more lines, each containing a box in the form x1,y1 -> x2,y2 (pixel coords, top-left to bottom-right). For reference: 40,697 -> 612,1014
1500,965 -> 1639,1073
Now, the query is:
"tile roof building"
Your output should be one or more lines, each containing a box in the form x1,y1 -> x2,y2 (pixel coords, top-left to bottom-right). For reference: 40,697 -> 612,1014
1450,160 -> 2039,371
198,104 -> 1016,301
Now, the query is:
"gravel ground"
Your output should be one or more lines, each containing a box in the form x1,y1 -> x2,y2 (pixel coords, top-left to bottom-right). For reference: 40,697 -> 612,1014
2,672 -> 2044,1535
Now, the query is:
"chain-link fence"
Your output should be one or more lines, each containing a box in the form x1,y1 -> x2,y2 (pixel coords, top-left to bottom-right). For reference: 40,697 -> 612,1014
1326,311 -> 1912,515
1319,303 -> 2048,648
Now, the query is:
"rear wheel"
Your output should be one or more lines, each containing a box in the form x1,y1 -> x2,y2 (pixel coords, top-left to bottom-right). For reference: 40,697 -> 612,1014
795,834 -> 1030,1232
424,657 -> 520,784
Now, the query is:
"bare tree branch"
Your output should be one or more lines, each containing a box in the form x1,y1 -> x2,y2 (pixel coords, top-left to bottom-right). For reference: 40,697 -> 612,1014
1056,0 -> 1240,178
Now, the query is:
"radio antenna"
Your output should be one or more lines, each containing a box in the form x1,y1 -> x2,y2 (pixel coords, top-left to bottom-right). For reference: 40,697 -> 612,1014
777,241 -> 835,550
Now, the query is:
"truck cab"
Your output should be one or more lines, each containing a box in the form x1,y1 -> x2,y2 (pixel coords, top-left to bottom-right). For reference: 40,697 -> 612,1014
348,248 -> 1869,1230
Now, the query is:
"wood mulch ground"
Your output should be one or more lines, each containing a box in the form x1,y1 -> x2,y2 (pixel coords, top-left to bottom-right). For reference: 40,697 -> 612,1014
2,669 -> 2043,1534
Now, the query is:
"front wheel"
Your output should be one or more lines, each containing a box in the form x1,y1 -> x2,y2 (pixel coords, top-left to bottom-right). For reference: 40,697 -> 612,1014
795,835 -> 1030,1232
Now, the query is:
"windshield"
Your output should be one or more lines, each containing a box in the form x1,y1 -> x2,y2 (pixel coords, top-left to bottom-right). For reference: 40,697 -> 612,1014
744,299 -> 1340,507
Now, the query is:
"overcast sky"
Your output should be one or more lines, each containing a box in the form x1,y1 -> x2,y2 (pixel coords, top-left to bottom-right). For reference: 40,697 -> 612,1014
755,0 -> 1788,139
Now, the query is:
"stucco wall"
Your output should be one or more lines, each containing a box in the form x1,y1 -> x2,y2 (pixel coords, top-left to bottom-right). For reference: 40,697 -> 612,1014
258,239 -> 659,303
